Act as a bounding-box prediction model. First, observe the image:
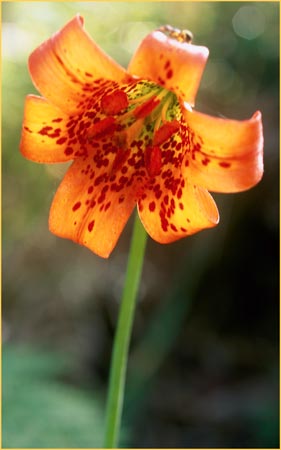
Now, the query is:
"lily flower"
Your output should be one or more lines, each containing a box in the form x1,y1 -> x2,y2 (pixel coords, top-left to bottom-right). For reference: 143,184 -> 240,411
20,15 -> 263,258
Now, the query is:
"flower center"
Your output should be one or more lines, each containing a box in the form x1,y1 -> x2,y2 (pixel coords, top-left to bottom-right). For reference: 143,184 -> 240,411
88,81 -> 182,177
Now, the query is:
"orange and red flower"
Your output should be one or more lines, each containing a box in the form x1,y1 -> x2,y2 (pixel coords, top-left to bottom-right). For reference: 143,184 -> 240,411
20,15 -> 263,258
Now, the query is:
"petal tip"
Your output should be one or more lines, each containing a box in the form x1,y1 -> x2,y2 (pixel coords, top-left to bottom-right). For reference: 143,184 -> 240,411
75,13 -> 84,27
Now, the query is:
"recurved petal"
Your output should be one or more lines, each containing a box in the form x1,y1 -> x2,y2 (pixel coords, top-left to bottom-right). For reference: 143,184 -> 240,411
137,180 -> 219,244
182,109 -> 264,193
128,30 -> 208,106
49,155 -> 138,258
20,95 -> 78,163
29,15 -> 129,113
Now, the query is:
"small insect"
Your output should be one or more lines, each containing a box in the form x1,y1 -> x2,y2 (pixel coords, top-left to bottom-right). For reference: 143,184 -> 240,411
158,24 -> 193,43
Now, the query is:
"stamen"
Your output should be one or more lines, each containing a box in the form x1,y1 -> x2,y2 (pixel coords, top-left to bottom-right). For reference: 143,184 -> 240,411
129,88 -> 162,105
88,117 -> 117,140
101,90 -> 129,115
133,96 -> 161,119
113,87 -> 167,127
149,91 -> 170,124
125,119 -> 144,146
153,112 -> 163,133
161,93 -> 174,123
153,120 -> 180,146
114,119 -> 144,148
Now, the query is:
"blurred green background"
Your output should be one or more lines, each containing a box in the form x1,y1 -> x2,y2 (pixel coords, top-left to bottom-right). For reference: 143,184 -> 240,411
2,1 -> 279,448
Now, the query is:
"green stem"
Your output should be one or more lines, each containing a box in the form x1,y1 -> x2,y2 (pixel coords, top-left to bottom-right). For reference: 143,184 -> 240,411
103,213 -> 148,448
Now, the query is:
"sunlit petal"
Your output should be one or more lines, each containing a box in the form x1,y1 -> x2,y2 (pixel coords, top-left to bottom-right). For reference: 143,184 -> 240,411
128,30 -> 208,106
29,15 -> 129,113
138,180 -> 219,243
48,153 -> 143,258
20,95 -> 79,163
182,109 -> 264,192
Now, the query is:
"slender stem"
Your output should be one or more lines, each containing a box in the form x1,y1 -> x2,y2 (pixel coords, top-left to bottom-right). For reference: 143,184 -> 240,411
103,213 -> 148,448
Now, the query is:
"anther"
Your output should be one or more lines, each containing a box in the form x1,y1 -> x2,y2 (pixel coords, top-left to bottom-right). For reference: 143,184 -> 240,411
153,120 -> 180,146
88,117 -> 117,140
101,90 -> 129,116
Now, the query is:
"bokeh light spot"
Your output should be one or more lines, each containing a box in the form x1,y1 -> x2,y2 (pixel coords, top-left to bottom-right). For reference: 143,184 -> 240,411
232,6 -> 265,40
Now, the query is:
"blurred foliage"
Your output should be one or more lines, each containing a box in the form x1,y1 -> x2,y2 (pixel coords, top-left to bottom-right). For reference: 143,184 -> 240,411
2,1 -> 279,448
2,345 -> 105,447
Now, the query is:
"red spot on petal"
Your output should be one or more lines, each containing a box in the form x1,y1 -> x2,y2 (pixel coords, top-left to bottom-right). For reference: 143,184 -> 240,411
157,76 -> 165,85
24,126 -> 32,133
72,201 -> 81,211
38,126 -> 52,136
177,188 -> 183,199
64,147 -> 73,155
202,158 -> 210,166
138,200 -> 144,212
101,90 -> 129,115
219,161 -> 231,168
153,120 -> 180,146
104,201 -> 111,212
164,60 -> 171,69
145,146 -> 162,177
160,211 -> 169,232
166,69 -> 173,79
56,137 -> 67,145
88,220 -> 95,232
149,201 -> 156,212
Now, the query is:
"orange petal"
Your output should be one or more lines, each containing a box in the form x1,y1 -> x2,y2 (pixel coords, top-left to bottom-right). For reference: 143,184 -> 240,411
49,154 -> 141,258
20,95 -> 77,163
29,15 -> 129,113
128,30 -> 208,106
182,109 -> 264,193
137,179 -> 219,244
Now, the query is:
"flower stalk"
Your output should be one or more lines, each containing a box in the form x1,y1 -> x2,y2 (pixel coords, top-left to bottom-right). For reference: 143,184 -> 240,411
103,212 -> 148,448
